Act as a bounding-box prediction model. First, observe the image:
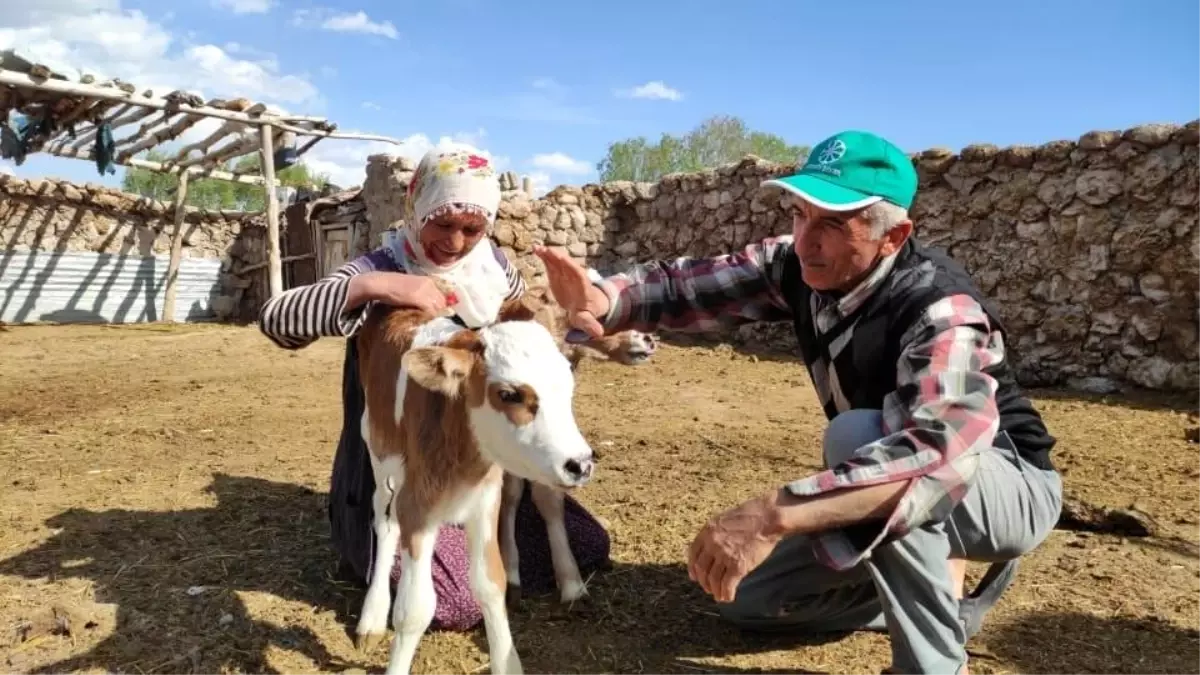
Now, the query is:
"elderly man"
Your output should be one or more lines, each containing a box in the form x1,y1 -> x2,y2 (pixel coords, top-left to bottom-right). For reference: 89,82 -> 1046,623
534,130 -> 1063,674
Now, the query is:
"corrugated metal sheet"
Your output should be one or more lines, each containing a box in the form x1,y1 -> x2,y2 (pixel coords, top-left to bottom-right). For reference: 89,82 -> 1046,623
0,249 -> 224,324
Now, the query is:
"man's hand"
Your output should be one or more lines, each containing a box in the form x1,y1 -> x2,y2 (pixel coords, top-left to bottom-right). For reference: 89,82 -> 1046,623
687,490 -> 786,604
533,245 -> 611,338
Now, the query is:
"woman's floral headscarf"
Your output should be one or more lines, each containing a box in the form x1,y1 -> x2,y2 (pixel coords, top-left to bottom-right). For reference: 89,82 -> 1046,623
386,143 -> 510,327
399,144 -> 501,274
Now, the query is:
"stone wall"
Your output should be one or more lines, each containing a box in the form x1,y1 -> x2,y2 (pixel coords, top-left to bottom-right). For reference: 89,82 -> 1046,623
360,120 -> 1198,392
0,174 -> 268,322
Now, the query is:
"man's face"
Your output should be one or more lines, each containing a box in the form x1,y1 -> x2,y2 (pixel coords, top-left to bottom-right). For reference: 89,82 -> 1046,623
789,199 -> 898,293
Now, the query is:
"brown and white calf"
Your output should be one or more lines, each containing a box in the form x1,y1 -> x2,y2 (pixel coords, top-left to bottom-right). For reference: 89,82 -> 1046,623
353,292 -> 652,675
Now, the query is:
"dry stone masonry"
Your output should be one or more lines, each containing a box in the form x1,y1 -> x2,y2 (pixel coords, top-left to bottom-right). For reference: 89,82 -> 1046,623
1,119 -> 1195,392
358,120 -> 1198,392
0,174 -> 267,321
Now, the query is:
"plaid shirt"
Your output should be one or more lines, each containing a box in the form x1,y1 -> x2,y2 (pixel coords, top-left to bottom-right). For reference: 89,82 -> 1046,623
595,235 -> 1004,570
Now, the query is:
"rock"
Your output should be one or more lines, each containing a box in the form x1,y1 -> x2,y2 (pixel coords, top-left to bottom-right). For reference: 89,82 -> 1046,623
1090,311 -> 1123,335
1129,305 -> 1163,341
1128,356 -> 1173,389
998,145 -> 1036,168
492,222 -> 516,247
1124,123 -> 1178,148
1066,376 -> 1120,394
1137,272 -> 1171,303
1075,169 -> 1123,205
59,183 -> 84,202
1078,130 -> 1122,150
960,143 -> 1000,163
1036,174 -> 1076,210
1015,220 -> 1048,240
569,206 -> 587,230
1177,120 -> 1200,145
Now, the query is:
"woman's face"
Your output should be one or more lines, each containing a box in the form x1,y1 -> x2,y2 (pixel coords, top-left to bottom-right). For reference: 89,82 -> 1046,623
419,212 -> 488,266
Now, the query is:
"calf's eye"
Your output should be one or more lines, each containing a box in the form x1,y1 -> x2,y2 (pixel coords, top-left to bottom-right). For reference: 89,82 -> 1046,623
497,388 -> 524,404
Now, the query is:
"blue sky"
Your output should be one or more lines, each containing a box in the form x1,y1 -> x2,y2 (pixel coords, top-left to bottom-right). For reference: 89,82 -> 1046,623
2,0 -> 1197,194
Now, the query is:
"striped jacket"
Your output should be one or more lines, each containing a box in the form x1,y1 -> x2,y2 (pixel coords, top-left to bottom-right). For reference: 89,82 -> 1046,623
258,240 -> 526,350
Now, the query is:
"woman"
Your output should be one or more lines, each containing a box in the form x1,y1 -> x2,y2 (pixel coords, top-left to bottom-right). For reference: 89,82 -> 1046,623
258,144 -> 611,631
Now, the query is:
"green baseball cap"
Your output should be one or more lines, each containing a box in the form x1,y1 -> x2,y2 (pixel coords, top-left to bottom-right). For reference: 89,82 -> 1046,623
763,130 -> 918,211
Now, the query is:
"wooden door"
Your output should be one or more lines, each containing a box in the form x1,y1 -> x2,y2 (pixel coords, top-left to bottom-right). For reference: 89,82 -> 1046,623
283,201 -> 317,288
322,226 -> 350,274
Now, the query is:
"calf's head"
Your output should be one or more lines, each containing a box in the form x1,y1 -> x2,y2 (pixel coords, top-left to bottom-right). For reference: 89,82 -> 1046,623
401,318 -> 595,490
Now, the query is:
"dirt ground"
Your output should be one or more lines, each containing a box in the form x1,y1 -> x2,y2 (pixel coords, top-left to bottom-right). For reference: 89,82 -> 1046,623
0,322 -> 1197,675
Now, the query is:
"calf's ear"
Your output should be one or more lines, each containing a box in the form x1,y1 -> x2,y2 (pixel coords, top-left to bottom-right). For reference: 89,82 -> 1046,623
402,347 -> 476,398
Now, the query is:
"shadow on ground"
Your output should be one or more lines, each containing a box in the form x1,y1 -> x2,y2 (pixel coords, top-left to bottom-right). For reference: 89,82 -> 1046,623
1024,386 -> 1198,415
0,473 -> 845,674
978,611 -> 1200,674
468,560 -> 848,674
0,474 -> 371,674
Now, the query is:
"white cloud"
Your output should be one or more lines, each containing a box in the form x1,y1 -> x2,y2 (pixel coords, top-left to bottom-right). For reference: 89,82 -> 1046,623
491,92 -> 600,125
183,44 -> 319,105
292,8 -> 398,39
303,129 -> 509,190
0,0 -> 323,176
530,76 -> 562,91
362,101 -> 382,111
0,1 -> 319,107
616,80 -> 683,101
211,0 -> 273,14
525,171 -> 554,198
530,152 -> 591,176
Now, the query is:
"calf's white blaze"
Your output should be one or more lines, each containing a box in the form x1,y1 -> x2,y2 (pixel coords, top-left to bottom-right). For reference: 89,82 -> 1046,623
470,320 -> 593,489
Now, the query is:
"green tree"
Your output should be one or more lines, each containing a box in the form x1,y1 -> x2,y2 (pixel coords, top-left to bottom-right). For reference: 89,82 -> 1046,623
596,115 -> 810,182
120,149 -> 330,211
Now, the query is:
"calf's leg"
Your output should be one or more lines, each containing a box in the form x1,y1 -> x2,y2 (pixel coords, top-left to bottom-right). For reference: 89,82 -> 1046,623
530,482 -> 587,603
385,525 -> 439,675
499,473 -> 525,607
355,418 -> 402,651
467,480 -> 523,674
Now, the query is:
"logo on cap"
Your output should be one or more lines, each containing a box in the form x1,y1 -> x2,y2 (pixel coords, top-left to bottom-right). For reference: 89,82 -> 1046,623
809,138 -> 846,176
816,139 -> 846,165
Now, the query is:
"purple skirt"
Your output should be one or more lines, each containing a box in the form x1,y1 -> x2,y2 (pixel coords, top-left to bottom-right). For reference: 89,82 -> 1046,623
329,339 -> 611,631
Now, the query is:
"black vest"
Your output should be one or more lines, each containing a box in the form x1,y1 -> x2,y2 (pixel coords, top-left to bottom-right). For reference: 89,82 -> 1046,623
779,238 -> 1056,471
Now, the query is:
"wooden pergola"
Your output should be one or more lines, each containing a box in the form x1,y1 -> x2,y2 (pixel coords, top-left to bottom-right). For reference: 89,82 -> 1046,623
0,49 -> 406,320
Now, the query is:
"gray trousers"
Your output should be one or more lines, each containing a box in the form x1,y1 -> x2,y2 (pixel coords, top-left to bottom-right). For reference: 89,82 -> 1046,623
718,409 -> 1063,674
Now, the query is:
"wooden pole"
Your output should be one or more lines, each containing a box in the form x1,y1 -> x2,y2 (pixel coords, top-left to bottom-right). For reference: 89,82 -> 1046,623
260,125 -> 283,299
234,252 -> 314,275
48,145 -> 273,185
162,172 -> 190,322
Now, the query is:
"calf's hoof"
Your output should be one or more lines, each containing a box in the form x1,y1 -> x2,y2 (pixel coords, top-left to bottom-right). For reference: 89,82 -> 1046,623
505,582 -> 522,609
559,579 -> 589,604
354,630 -> 387,654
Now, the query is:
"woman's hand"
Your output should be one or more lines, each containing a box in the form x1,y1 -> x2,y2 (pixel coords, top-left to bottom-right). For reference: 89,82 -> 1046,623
347,272 -> 451,314
533,245 -> 611,338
